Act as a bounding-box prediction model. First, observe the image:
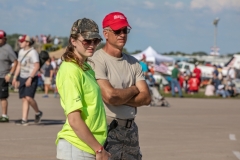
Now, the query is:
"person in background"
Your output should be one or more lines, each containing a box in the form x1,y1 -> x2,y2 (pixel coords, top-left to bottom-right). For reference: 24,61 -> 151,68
205,80 -> 215,96
41,58 -> 53,98
216,84 -> 230,98
12,35 -> 43,126
55,18 -> 110,160
51,56 -> 57,70
212,65 -> 219,77
90,11 -> 151,159
183,66 -> 191,93
171,63 -> 183,97
226,67 -> 237,97
139,54 -> 148,79
0,30 -> 18,122
193,62 -> 202,87
212,73 -> 221,92
188,73 -> 200,94
217,65 -> 223,82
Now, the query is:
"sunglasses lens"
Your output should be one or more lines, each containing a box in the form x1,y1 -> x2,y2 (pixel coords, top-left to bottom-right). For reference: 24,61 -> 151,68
82,39 -> 100,46
113,28 -> 130,35
114,30 -> 122,35
93,39 -> 101,45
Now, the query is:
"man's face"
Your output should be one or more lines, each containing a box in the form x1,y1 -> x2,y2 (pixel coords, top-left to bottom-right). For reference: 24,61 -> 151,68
103,27 -> 129,49
0,37 -> 6,46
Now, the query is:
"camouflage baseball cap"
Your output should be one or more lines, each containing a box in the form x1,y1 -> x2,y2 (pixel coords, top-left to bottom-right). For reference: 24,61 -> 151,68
70,18 -> 102,40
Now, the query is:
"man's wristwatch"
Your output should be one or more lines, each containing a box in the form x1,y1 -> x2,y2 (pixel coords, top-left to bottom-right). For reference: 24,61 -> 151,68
96,146 -> 103,154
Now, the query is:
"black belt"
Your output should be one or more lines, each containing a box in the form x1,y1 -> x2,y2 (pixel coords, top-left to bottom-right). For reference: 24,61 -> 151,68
107,116 -> 134,128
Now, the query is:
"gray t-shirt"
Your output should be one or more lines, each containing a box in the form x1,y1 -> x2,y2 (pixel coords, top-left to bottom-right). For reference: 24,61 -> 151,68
0,43 -> 17,78
90,49 -> 145,119
18,48 -> 39,78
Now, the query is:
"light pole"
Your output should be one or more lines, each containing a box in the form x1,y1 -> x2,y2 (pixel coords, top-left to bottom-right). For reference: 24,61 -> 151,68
212,17 -> 220,55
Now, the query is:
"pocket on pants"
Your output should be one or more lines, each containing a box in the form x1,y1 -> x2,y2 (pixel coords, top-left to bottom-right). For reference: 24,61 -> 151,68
0,86 -> 9,99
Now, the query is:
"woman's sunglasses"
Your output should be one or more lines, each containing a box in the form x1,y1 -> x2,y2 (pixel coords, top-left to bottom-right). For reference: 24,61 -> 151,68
78,38 -> 101,46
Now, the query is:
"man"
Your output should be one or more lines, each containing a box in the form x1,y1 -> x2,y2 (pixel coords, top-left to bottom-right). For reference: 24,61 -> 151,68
171,63 -> 183,97
90,12 -> 151,160
139,54 -> 148,77
0,30 -> 18,122
193,62 -> 202,86
212,64 -> 219,77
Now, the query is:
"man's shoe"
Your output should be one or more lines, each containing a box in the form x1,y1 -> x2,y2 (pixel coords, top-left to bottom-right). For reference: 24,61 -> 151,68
15,119 -> 29,126
42,95 -> 49,98
35,111 -> 43,123
160,103 -> 165,107
0,116 -> 9,122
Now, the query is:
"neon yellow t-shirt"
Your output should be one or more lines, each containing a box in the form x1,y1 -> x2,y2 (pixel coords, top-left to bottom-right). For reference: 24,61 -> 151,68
55,61 -> 107,155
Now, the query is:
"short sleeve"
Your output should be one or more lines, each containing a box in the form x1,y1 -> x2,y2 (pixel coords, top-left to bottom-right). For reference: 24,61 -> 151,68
90,54 -> 108,80
31,49 -> 39,63
7,46 -> 17,62
135,62 -> 145,82
50,64 -> 54,70
61,75 -> 83,115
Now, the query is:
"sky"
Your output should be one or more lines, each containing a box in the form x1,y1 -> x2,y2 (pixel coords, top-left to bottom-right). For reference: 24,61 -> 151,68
0,0 -> 240,54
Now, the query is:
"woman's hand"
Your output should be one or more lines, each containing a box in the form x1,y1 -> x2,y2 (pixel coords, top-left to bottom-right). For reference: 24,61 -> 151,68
96,149 -> 111,160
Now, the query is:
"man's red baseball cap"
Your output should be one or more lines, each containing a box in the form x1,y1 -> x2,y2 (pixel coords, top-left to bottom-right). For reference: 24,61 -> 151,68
0,30 -> 6,39
102,12 -> 131,30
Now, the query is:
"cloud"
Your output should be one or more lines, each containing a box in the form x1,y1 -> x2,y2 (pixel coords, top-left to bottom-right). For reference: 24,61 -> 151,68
67,0 -> 79,2
24,0 -> 47,6
190,0 -> 240,13
143,1 -> 155,9
164,2 -> 184,9
134,18 -> 158,28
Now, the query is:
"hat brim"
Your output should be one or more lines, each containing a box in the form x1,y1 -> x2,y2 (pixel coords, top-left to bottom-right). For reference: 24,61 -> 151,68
81,32 -> 102,40
109,21 -> 131,30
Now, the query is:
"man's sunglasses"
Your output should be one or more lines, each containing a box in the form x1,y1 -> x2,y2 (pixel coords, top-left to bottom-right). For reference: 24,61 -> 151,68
106,28 -> 131,35
78,38 -> 101,46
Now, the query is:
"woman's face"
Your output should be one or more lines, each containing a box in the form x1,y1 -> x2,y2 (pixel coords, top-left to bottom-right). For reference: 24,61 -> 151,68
71,35 -> 100,60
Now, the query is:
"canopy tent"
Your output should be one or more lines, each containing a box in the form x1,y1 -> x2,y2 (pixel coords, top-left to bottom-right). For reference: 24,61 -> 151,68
132,46 -> 174,75
131,46 -> 175,65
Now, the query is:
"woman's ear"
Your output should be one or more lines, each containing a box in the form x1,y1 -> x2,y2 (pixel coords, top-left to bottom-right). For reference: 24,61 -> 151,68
71,38 -> 77,47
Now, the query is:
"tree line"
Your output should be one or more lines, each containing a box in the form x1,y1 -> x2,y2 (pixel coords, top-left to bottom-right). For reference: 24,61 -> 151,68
6,34 -> 240,56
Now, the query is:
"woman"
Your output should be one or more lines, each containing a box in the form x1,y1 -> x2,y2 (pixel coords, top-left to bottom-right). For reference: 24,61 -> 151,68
41,58 -> 54,98
12,35 -> 43,126
55,18 -> 110,160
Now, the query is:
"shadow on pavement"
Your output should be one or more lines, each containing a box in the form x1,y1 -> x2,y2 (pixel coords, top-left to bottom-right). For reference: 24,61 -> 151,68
9,119 -> 65,126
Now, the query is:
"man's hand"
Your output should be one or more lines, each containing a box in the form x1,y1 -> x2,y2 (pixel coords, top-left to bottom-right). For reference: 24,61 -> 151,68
125,80 -> 151,107
25,77 -> 32,87
96,79 -> 139,106
4,74 -> 11,82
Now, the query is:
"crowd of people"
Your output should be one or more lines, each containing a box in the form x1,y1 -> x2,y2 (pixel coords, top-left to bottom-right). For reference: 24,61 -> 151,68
167,62 -> 240,98
14,34 -> 63,54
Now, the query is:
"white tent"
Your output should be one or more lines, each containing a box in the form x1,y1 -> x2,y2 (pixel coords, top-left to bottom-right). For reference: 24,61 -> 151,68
132,46 -> 174,65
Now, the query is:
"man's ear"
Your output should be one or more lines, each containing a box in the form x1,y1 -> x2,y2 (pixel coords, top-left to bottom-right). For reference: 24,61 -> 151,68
103,30 -> 108,40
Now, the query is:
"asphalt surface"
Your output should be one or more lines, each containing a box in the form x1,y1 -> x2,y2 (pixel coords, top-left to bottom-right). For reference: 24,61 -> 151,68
0,93 -> 239,160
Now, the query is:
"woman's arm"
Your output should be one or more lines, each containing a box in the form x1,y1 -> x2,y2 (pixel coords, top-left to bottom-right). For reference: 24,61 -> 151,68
68,110 -> 110,159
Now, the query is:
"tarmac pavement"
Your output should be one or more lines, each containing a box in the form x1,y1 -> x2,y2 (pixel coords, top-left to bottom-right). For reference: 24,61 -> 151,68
0,93 -> 239,160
